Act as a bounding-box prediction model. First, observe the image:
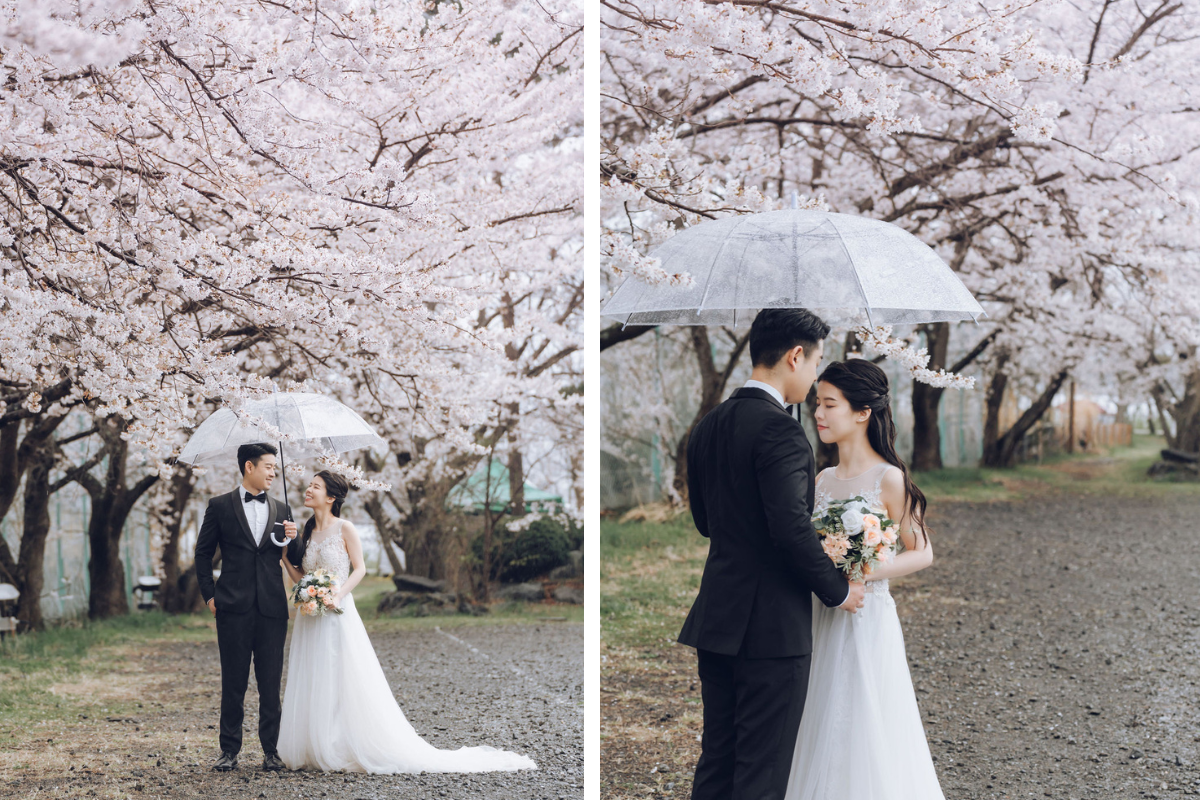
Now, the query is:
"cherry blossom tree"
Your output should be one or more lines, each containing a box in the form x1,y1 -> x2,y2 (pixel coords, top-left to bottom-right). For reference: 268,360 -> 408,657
600,0 -> 1200,492
0,0 -> 582,617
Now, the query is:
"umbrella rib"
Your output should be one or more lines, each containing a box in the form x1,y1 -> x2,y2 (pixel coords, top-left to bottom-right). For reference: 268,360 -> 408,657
696,217 -> 748,318
827,216 -> 875,328
729,229 -> 756,325
216,405 -> 239,453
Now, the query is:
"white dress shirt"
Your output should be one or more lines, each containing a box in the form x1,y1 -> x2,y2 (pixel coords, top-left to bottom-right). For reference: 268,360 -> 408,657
743,381 -> 851,607
744,379 -> 787,408
239,484 -> 270,546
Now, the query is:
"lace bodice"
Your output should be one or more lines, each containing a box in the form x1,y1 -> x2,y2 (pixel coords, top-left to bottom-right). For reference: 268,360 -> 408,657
815,462 -> 896,600
302,518 -> 351,584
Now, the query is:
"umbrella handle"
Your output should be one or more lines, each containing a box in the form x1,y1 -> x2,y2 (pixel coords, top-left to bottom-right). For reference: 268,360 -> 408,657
270,441 -> 294,548
269,523 -> 291,548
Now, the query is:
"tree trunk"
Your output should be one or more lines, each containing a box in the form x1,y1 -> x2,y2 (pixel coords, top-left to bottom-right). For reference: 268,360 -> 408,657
1067,380 -> 1077,453
500,293 -> 526,518
80,418 -> 159,620
87,491 -> 130,619
911,322 -> 949,471
0,415 -> 72,629
507,447 -> 525,515
398,476 -> 459,581
1172,365 -> 1200,454
983,369 -> 1070,468
363,494 -> 405,574
981,352 -> 1010,462
674,327 -> 750,502
0,419 -> 22,533
1150,388 -> 1174,447
158,467 -> 196,614
14,441 -> 54,631
479,447 -> 498,602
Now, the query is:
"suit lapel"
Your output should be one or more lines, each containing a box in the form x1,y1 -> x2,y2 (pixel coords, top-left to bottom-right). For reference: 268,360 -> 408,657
229,490 -> 258,549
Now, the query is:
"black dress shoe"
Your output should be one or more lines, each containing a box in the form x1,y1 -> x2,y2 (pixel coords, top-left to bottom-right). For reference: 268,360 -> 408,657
262,752 -> 286,771
213,752 -> 238,771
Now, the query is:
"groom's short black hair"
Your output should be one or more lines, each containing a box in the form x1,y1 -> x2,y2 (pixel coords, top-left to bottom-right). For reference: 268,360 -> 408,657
237,442 -> 278,475
749,308 -> 830,367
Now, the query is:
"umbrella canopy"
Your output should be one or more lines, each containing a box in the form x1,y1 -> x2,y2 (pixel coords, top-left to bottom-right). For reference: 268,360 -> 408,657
600,210 -> 984,327
178,392 -> 386,467
179,392 -> 387,547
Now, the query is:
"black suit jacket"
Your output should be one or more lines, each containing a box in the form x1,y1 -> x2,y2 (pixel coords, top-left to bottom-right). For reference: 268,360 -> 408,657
195,490 -> 299,619
678,387 -> 850,659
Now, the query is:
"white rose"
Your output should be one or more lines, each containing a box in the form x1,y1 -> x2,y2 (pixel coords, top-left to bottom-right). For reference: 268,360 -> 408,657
840,508 -> 865,534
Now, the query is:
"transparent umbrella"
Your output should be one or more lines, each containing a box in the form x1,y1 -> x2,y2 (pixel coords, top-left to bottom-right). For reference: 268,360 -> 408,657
600,210 -> 984,327
179,392 -> 386,545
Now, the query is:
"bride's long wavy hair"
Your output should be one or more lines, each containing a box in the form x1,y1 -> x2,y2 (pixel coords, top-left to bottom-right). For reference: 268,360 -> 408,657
818,359 -> 930,546
294,470 -> 350,565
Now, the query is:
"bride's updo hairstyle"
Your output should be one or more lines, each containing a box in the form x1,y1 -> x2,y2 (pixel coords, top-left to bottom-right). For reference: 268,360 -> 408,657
818,359 -> 929,545
295,470 -> 351,565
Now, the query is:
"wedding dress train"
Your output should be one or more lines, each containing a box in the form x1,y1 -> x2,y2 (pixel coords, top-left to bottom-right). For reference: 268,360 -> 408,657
785,463 -> 944,800
278,519 -> 537,774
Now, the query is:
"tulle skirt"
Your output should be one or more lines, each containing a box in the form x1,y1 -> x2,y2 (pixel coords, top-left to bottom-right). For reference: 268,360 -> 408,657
785,583 -> 944,800
278,593 -> 537,774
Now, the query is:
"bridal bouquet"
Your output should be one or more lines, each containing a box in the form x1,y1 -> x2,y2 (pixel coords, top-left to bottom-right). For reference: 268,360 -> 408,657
812,497 -> 899,582
290,569 -> 344,616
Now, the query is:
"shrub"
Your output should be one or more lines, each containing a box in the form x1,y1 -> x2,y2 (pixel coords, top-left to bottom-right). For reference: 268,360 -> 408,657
473,515 -> 575,583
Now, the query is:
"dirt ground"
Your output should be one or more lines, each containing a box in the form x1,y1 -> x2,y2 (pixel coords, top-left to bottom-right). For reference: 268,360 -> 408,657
601,492 -> 1200,799
4,621 -> 582,800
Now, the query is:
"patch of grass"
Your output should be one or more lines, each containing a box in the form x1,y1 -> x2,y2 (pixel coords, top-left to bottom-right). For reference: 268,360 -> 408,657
357,573 -> 583,629
0,611 -> 213,673
600,513 -> 697,554
602,513 -> 704,652
917,435 -> 1197,503
349,574 -> 396,611
0,611 -> 215,740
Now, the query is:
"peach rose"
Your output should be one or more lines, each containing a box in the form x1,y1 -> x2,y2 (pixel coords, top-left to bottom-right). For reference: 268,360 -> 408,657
862,514 -> 881,530
863,526 -> 883,547
821,536 -> 849,564
306,586 -> 316,597
883,526 -> 898,544
305,600 -> 318,614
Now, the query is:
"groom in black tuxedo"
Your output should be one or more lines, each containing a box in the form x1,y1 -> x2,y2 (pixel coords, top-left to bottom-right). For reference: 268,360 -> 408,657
194,443 -> 298,772
679,308 -> 866,800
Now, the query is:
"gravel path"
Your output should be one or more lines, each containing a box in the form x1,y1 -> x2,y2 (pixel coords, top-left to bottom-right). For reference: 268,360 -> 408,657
7,621 -> 582,800
602,492 -> 1200,799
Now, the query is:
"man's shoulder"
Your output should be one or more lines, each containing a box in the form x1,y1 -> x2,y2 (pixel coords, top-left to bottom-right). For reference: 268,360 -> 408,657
206,490 -> 241,512
725,392 -> 794,426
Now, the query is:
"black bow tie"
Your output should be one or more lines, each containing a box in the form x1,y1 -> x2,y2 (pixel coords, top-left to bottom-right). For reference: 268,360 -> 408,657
244,491 -> 267,503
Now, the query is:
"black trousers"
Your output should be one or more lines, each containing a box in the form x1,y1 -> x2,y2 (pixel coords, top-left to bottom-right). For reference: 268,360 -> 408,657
691,647 -> 812,800
214,607 -> 288,757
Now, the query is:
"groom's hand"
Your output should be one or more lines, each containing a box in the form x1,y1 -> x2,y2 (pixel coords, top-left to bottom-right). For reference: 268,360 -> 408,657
283,520 -> 298,540
207,598 -> 216,615
838,582 -> 866,614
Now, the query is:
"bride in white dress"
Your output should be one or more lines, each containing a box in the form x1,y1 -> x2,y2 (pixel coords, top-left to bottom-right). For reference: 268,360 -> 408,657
786,359 -> 945,800
278,470 -> 537,774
